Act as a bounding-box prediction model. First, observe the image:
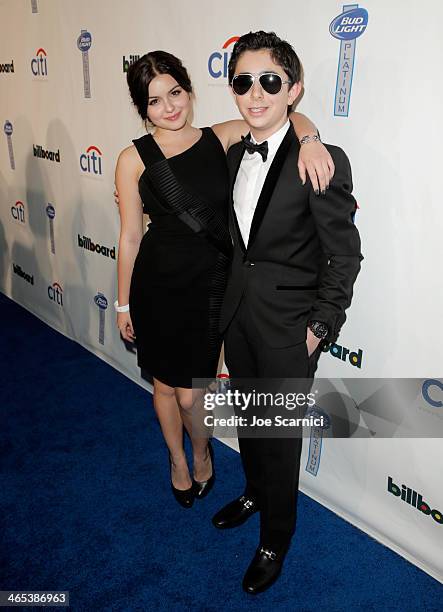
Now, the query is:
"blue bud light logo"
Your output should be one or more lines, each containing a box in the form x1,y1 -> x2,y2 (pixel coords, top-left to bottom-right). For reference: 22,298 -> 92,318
94,292 -> 108,345
330,7 -> 368,40
4,120 -> 13,135
94,293 -> 108,310
330,5 -> 368,117
77,30 -> 92,52
46,204 -> 55,219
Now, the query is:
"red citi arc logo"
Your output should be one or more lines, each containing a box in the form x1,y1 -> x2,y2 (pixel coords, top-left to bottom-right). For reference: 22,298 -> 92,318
11,200 -> 25,223
48,282 -> 63,306
31,48 -> 48,76
208,36 -> 239,79
80,145 -> 103,175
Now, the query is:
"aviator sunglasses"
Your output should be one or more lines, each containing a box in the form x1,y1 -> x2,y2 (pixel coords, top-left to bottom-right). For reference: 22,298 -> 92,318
231,72 -> 291,96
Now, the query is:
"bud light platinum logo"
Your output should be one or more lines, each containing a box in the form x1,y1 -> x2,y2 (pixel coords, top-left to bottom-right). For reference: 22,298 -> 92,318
48,282 -> 63,306
11,200 -> 25,224
77,29 -> 92,98
94,292 -> 108,345
208,36 -> 239,80
4,120 -> 15,170
305,404 -> 330,477
422,379 -> 443,409
80,145 -> 103,176
330,5 -> 368,117
31,48 -> 48,77
46,204 -> 56,254
31,0 -> 38,13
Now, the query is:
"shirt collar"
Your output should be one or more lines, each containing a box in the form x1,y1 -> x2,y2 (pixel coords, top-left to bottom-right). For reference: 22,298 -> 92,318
250,119 -> 290,158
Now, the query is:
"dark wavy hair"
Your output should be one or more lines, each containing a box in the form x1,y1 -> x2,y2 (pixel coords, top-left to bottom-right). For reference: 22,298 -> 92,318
228,31 -> 302,86
126,51 -> 193,121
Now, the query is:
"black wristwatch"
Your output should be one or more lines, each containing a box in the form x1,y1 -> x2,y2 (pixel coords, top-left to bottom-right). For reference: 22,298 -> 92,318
308,320 -> 329,340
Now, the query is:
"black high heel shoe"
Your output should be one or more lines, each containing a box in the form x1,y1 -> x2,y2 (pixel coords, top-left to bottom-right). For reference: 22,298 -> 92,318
193,441 -> 215,500
169,455 -> 194,509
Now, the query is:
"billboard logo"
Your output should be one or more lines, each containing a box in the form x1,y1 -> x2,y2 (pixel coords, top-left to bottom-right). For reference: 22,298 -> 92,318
0,60 -> 14,74
388,476 -> 442,525
208,36 -> 239,79
422,379 -> 443,409
322,341 -> 363,368
80,145 -> 103,175
46,204 -> 56,254
123,55 -> 140,73
33,144 -> 60,162
31,48 -> 48,77
4,120 -> 15,169
94,292 -> 108,345
78,235 -> 116,259
48,282 -> 63,306
11,200 -> 25,223
330,5 -> 368,116
13,263 -> 34,285
77,29 -> 92,98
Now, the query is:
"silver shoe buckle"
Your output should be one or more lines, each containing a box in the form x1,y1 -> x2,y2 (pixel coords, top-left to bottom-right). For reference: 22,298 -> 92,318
260,547 -> 277,561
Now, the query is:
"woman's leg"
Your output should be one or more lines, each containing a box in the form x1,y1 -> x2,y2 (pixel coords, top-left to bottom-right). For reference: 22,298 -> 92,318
153,378 -> 192,490
175,387 -> 212,482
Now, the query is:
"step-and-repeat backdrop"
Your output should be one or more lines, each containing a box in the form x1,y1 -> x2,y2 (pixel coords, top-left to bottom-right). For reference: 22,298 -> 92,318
1,0 -> 442,583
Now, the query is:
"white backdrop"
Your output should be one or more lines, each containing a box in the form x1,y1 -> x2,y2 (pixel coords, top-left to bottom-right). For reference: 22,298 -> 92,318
1,0 -> 442,583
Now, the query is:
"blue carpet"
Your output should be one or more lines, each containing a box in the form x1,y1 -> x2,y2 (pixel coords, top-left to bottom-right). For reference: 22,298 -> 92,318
1,291 -> 442,611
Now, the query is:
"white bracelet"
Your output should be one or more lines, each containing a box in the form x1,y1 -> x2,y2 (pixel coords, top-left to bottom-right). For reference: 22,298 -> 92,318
114,300 -> 129,313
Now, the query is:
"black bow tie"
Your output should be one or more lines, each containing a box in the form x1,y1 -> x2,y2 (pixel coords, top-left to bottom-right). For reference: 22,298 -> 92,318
241,134 -> 269,162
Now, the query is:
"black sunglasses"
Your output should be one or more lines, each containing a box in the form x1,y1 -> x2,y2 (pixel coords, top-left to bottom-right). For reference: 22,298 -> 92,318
231,72 -> 291,95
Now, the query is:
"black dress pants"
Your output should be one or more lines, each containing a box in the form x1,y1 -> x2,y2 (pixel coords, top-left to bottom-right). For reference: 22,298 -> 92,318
224,298 -> 321,553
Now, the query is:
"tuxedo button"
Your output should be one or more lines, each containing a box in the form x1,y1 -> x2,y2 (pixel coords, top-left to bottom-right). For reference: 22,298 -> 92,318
244,260 -> 255,267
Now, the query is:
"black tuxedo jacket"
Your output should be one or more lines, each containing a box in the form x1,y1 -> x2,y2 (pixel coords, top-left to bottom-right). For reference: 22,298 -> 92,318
220,123 -> 363,347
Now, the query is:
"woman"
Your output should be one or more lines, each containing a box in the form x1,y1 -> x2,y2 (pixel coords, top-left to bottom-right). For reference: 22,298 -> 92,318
115,51 -> 334,508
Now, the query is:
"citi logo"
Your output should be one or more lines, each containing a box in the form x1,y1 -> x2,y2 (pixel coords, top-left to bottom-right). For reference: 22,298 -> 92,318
388,476 -> 442,525
11,200 -> 25,223
78,235 -> 116,259
208,36 -> 239,79
31,48 -> 48,77
33,144 -> 60,162
80,145 -> 102,175
0,60 -> 14,73
322,342 -> 363,368
123,55 -> 140,73
13,263 -> 34,285
422,379 -> 443,409
48,282 -> 63,306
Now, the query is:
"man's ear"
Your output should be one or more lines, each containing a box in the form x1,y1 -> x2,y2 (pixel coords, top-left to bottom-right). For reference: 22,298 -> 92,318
288,81 -> 302,106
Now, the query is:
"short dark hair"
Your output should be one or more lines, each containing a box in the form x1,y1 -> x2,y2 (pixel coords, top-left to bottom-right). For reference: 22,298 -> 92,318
127,51 -> 192,120
228,31 -> 302,86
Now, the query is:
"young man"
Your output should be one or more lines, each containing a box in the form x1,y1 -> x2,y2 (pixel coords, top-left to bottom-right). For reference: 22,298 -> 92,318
212,31 -> 363,594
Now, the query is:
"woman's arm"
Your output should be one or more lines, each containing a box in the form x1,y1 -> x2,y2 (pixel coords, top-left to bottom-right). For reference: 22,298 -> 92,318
290,112 -> 335,195
211,113 -> 334,193
115,145 -> 144,341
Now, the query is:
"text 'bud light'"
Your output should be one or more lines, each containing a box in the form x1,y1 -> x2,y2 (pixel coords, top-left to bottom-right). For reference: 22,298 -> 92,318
77,30 -> 92,52
329,7 -> 368,40
94,293 -> 108,310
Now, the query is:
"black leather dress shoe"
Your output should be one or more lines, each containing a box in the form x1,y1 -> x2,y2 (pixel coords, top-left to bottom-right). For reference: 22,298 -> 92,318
212,494 -> 258,529
242,547 -> 285,594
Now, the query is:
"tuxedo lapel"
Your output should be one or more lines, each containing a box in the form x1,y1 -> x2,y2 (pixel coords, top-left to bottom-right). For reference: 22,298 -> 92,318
247,124 -> 295,251
227,142 -> 247,254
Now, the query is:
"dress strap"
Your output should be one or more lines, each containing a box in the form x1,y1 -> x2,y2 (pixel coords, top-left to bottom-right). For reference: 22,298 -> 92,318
132,134 -> 164,168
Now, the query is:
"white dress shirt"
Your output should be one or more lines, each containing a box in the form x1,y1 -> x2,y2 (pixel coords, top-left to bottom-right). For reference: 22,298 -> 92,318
233,119 -> 290,247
